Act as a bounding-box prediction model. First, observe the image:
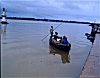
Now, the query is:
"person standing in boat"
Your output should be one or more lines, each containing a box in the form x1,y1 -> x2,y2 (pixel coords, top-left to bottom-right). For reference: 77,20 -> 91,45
50,26 -> 54,39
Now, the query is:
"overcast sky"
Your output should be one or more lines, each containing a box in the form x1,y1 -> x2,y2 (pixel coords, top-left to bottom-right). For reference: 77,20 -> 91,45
1,0 -> 100,22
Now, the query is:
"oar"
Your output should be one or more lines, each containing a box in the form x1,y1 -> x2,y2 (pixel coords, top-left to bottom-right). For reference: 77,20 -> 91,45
41,22 -> 62,41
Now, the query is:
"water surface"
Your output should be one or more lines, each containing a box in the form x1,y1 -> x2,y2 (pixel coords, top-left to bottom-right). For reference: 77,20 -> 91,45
1,20 -> 92,78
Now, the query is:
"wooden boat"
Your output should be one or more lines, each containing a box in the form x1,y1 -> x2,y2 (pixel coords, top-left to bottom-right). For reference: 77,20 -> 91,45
49,38 -> 71,52
85,33 -> 94,39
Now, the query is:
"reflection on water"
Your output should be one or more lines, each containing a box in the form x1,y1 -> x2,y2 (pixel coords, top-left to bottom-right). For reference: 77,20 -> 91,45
1,24 -> 7,44
1,24 -> 7,33
49,45 -> 70,64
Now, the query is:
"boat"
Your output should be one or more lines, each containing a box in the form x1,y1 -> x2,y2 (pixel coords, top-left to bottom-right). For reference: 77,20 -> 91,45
85,33 -> 94,40
49,38 -> 71,52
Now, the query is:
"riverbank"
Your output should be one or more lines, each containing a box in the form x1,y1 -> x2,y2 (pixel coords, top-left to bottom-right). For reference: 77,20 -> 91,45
80,34 -> 100,78
0,17 -> 100,25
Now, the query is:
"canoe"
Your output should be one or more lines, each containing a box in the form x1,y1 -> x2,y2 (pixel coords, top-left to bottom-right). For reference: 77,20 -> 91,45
85,33 -> 94,39
49,38 -> 71,52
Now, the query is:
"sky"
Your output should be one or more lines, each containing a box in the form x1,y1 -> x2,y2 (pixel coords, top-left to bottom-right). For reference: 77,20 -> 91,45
1,0 -> 100,22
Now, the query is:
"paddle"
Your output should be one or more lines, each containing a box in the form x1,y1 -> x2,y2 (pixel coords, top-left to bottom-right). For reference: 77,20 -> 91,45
41,22 -> 62,41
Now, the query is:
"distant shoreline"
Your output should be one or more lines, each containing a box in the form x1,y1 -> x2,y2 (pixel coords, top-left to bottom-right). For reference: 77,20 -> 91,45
0,17 -> 100,25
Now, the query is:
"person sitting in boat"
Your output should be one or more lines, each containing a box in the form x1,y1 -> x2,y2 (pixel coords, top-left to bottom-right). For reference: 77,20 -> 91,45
53,32 -> 61,44
61,36 -> 69,45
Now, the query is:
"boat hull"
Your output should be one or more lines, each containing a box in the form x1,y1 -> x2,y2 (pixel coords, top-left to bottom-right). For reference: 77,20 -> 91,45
49,39 -> 71,52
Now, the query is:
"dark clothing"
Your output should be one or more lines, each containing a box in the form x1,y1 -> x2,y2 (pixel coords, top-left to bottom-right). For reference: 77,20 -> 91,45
54,35 -> 60,41
50,28 -> 53,38
91,31 -> 96,37
50,32 -> 53,39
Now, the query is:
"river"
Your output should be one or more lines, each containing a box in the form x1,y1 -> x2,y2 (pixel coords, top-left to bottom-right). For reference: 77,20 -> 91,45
1,20 -> 92,78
